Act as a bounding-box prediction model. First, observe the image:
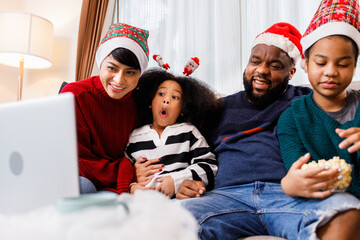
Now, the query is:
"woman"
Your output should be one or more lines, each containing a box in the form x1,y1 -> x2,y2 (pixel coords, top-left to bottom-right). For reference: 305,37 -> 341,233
61,23 -> 149,194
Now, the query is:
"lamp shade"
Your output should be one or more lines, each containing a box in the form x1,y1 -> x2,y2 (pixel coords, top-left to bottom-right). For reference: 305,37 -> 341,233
0,12 -> 53,69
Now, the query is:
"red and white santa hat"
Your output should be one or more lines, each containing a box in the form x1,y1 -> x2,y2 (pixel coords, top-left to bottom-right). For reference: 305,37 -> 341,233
96,23 -> 149,74
252,22 -> 303,64
301,0 -> 360,56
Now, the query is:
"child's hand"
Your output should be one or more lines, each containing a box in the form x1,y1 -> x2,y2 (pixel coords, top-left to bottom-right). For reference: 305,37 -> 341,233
336,128 -> 360,153
281,153 -> 340,198
155,176 -> 175,198
129,183 -> 154,194
134,157 -> 163,184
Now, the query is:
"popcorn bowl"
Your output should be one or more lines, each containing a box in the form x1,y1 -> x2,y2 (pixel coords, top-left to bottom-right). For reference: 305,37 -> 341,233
301,156 -> 353,191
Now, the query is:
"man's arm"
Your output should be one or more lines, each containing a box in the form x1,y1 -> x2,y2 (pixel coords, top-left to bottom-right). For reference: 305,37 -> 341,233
176,179 -> 206,199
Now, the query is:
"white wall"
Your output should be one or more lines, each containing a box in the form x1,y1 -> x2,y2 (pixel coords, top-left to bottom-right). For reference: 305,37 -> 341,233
0,0 -> 82,103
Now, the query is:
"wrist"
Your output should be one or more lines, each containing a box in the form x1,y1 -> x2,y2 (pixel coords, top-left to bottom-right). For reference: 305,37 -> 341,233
129,182 -> 137,194
281,176 -> 296,197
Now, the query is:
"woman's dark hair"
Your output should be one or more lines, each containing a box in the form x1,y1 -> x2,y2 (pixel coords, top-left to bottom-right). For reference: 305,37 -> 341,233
304,35 -> 359,65
133,68 -> 224,137
110,47 -> 140,69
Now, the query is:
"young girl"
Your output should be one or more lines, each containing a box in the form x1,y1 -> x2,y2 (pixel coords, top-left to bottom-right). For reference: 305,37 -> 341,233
277,0 -> 360,199
125,68 -> 222,198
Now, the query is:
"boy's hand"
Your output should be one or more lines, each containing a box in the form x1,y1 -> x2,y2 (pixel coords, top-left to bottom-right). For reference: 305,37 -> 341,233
134,157 -> 163,184
281,153 -> 340,198
176,179 -> 206,199
337,127 -> 360,153
155,176 -> 175,198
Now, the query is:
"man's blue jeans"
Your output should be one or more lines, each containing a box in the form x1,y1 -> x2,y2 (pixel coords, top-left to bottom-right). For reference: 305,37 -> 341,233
181,182 -> 360,240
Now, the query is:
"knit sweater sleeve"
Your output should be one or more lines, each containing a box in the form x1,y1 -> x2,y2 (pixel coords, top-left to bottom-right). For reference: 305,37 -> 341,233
76,118 -> 134,194
277,106 -> 308,171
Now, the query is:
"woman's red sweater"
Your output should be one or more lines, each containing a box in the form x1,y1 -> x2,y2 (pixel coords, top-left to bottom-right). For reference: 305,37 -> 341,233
61,76 -> 136,194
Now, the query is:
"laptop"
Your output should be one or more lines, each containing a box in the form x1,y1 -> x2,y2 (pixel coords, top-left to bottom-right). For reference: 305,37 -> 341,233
0,93 -> 80,214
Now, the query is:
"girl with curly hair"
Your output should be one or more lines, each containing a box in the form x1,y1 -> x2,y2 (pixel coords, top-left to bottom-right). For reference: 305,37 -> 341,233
125,68 -> 222,198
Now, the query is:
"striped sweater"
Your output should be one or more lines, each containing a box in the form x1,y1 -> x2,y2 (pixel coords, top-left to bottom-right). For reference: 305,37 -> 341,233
125,122 -> 218,193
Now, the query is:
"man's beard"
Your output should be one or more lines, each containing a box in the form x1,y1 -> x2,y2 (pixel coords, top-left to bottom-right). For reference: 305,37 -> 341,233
243,72 -> 289,109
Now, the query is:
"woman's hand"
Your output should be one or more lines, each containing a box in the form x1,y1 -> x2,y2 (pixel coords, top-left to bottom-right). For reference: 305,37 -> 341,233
281,153 -> 340,198
155,176 -> 175,198
337,127 -> 360,153
176,179 -> 206,199
134,157 -> 163,184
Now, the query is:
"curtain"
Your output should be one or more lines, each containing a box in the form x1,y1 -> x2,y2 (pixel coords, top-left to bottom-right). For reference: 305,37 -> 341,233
241,0 -> 322,86
117,0 -> 241,95
113,0 -> 359,94
75,0 -> 109,82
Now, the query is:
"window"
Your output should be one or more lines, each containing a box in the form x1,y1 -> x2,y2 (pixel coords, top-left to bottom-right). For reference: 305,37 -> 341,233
115,0 -> 359,95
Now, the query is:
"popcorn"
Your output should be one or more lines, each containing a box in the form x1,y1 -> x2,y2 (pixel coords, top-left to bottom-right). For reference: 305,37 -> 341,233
301,156 -> 352,190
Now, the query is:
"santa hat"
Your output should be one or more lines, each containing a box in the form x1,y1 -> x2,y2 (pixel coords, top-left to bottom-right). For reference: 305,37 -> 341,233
252,22 -> 303,64
153,54 -> 160,61
96,23 -> 149,74
301,0 -> 360,56
189,57 -> 200,67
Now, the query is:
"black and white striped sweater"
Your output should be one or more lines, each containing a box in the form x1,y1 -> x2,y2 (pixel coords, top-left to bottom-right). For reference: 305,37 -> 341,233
125,123 -> 218,192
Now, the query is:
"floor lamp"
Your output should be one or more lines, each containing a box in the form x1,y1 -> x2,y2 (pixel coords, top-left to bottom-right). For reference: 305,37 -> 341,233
0,12 -> 53,101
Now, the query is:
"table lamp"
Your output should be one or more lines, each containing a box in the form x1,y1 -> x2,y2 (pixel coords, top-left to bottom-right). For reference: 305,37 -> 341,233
0,11 -> 53,101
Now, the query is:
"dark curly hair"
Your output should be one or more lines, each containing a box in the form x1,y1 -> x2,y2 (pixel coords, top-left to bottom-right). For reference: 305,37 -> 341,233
133,68 -> 223,138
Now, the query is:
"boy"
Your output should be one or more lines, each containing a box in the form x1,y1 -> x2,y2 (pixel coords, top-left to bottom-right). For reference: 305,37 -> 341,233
278,0 -> 360,200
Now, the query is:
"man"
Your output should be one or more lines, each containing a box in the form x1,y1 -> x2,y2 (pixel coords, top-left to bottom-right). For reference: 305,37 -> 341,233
177,22 -> 360,240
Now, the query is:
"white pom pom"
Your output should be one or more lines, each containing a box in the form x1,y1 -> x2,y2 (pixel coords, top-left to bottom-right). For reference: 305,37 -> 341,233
300,59 -> 306,70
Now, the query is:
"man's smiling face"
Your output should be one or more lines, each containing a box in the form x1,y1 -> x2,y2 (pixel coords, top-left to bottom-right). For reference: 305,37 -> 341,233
243,44 -> 296,107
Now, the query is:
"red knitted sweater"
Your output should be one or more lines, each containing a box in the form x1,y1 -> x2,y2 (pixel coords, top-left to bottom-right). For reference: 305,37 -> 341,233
61,76 -> 136,194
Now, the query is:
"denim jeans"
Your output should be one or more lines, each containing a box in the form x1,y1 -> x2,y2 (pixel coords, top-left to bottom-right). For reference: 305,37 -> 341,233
79,177 -> 118,195
181,182 -> 360,240
79,176 -> 97,194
